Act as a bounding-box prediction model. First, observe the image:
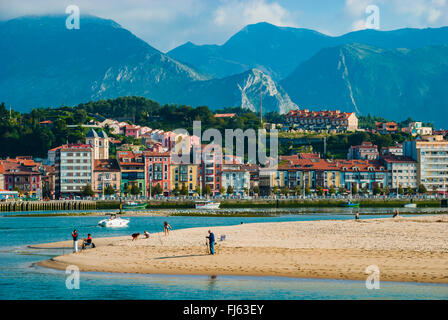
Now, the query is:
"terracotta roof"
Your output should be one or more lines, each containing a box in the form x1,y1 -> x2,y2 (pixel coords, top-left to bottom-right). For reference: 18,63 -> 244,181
94,159 -> 120,172
381,155 -> 416,163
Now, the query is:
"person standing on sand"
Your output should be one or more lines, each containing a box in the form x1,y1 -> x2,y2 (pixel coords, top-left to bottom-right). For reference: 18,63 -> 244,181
206,230 -> 215,255
355,211 -> 360,220
393,210 -> 399,218
72,229 -> 78,253
163,221 -> 172,236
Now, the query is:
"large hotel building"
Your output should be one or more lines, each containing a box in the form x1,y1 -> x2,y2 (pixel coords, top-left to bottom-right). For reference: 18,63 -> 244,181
404,135 -> 448,192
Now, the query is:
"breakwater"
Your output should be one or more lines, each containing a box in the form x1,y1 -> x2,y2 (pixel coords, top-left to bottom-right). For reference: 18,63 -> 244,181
0,200 -> 96,212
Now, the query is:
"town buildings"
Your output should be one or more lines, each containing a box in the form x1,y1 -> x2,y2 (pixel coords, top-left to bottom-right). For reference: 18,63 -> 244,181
404,135 -> 448,193
0,157 -> 43,198
348,142 -> 379,160
285,110 -> 358,132
145,151 -> 171,196
376,122 -> 398,134
402,122 -> 433,136
53,144 -> 93,198
382,155 -> 418,190
117,151 -> 146,196
221,164 -> 250,195
92,159 -> 121,196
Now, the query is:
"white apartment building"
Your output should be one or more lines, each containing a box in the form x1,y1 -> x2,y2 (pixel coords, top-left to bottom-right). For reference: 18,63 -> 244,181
382,155 -> 418,189
221,166 -> 250,195
403,135 -> 448,192
55,144 -> 93,197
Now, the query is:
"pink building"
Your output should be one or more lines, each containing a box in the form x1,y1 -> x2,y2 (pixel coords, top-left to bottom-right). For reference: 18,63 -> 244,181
124,125 -> 141,138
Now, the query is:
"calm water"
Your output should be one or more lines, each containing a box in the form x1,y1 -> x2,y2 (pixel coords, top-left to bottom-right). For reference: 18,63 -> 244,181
0,209 -> 447,300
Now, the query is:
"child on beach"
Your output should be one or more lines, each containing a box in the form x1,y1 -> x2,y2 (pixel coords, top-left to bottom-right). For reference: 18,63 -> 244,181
355,212 -> 360,220
163,221 -> 172,236
144,230 -> 150,238
393,210 -> 399,218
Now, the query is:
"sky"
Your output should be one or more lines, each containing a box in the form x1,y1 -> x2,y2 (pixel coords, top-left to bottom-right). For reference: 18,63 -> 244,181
0,0 -> 447,52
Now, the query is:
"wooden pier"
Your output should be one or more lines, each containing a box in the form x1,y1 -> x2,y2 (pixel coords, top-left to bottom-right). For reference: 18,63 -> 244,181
0,200 -> 97,212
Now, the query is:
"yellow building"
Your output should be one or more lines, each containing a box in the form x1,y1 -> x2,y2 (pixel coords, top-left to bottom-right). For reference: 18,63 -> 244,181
170,163 -> 198,195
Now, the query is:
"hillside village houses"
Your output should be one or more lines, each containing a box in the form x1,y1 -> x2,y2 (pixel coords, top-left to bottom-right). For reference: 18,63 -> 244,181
2,113 -> 448,199
285,109 -> 358,132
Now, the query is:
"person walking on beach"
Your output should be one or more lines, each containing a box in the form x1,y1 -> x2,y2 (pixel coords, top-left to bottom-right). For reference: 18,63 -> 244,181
206,230 -> 215,255
72,229 -> 78,253
144,230 -> 150,238
393,210 -> 399,218
355,211 -> 360,220
163,221 -> 172,236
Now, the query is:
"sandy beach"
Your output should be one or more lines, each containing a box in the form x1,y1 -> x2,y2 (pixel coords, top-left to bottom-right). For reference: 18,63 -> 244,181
36,215 -> 448,283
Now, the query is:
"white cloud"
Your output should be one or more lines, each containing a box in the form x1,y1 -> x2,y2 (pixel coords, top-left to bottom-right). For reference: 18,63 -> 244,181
392,0 -> 447,24
213,0 -> 298,28
351,19 -> 367,31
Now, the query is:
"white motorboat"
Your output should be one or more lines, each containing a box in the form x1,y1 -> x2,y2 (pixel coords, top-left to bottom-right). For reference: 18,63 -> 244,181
404,203 -> 417,208
195,200 -> 220,210
98,214 -> 130,227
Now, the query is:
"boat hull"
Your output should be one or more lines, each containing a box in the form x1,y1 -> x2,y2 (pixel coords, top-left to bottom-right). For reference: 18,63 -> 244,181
98,218 -> 130,227
195,203 -> 220,210
122,203 -> 147,210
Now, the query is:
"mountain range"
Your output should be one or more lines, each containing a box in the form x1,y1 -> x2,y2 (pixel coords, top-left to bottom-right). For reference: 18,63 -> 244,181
1,15 -> 447,128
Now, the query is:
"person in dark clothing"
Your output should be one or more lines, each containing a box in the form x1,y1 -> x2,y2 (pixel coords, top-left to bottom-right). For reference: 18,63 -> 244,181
355,211 -> 360,220
206,230 -> 215,255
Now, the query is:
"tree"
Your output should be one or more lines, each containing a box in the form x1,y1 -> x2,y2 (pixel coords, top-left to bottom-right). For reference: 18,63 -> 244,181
316,186 -> 324,196
125,184 -> 132,196
384,186 -> 391,195
104,185 -> 115,196
203,185 -> 212,196
253,186 -> 260,195
305,186 -> 311,196
406,187 -> 415,195
153,183 -> 163,195
227,185 -> 234,195
373,184 -> 382,195
352,184 -> 358,195
338,186 -> 346,194
180,184 -> 189,196
329,185 -> 336,195
281,186 -> 289,196
195,186 -> 201,196
81,184 -> 94,197
398,185 -> 404,195
418,184 -> 427,194
131,184 -> 140,196
220,186 -> 226,195
295,185 -> 302,196
243,187 -> 249,195
273,186 -> 279,195
173,185 -> 180,196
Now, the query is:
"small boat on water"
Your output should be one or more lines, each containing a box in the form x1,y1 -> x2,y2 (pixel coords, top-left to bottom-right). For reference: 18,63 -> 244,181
98,214 -> 130,227
344,200 -> 360,208
195,200 -> 220,210
122,201 -> 147,210
404,203 -> 417,208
